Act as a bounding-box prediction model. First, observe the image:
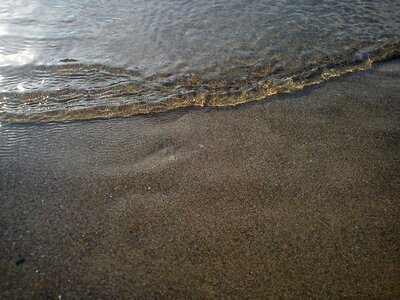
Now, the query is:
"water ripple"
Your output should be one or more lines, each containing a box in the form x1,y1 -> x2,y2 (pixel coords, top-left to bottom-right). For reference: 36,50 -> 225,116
0,0 -> 399,122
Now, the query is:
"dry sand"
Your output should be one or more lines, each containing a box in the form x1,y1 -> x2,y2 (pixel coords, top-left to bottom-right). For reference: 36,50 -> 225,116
0,60 -> 399,299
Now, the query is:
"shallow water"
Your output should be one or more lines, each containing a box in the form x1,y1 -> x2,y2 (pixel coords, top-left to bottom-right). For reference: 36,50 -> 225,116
0,0 -> 400,122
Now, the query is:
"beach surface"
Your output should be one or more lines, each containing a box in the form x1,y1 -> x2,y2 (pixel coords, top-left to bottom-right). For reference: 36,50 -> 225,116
1,61 -> 399,298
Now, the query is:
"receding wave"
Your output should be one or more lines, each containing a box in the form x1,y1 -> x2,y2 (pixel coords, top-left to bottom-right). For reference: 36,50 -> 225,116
1,39 -> 399,123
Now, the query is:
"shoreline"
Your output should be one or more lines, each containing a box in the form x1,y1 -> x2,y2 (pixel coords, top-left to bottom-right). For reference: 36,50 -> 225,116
2,46 -> 400,124
1,60 -> 399,298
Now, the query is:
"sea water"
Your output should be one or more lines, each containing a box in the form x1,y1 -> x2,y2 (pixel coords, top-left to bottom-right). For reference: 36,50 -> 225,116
0,0 -> 399,122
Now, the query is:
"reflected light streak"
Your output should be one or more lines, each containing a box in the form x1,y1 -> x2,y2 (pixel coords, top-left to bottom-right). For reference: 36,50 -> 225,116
0,49 -> 36,67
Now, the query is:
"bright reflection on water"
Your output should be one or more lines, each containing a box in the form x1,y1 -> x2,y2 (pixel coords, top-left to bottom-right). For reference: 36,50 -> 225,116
0,0 -> 399,122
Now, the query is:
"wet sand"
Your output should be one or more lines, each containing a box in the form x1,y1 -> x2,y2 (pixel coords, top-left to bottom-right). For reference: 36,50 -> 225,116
1,61 -> 399,299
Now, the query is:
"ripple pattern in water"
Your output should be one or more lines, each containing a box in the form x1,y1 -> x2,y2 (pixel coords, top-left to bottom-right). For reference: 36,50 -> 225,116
0,0 -> 400,122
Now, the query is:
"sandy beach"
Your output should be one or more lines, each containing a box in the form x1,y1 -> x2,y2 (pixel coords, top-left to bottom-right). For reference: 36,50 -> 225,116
0,60 -> 399,298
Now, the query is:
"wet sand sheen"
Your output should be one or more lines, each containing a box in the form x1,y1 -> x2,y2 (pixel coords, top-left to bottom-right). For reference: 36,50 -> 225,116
0,61 -> 399,298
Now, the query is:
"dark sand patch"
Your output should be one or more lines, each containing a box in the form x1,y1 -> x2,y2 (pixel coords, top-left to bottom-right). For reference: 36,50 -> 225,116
0,61 -> 399,298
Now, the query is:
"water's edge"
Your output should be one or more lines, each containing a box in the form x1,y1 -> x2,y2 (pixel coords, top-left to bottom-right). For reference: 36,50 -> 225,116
1,39 -> 399,123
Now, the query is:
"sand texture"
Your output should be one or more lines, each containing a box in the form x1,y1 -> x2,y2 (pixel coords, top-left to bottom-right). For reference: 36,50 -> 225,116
0,61 -> 399,299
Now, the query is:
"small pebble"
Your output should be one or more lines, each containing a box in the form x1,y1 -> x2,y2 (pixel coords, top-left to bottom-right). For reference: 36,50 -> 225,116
15,258 -> 26,266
